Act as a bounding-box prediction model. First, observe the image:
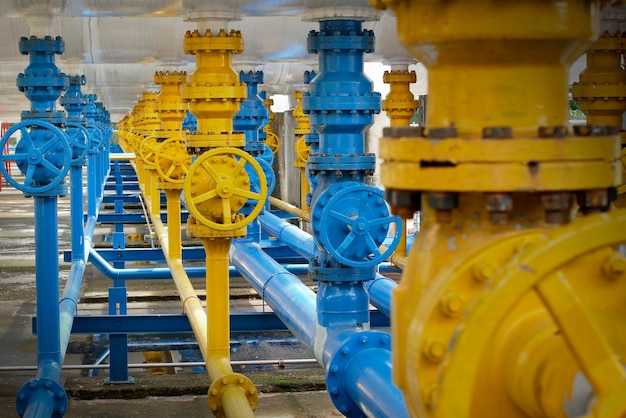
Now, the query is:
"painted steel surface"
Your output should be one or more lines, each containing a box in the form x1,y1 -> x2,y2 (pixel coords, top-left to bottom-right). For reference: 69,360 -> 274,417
373,0 -> 626,416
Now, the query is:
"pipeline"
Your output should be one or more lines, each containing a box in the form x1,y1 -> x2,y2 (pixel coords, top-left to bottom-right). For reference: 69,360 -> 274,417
258,210 -> 399,318
231,240 -> 407,417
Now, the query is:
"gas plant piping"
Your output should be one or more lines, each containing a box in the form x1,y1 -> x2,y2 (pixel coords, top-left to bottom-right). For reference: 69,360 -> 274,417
0,35 -> 111,417
372,0 -> 626,417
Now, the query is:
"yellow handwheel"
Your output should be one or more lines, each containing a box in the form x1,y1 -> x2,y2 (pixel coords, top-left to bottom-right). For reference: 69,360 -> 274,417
399,211 -> 626,418
265,131 -> 280,154
184,147 -> 267,231
295,136 -> 310,163
155,137 -> 191,184
139,134 -> 158,165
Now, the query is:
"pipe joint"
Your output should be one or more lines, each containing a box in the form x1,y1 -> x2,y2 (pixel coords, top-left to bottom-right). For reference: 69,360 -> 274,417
324,330 -> 392,417
17,377 -> 67,418
207,372 -> 258,418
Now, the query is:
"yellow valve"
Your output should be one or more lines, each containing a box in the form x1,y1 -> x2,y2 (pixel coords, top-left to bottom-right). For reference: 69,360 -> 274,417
138,134 -> 158,166
572,30 -> 626,205
154,70 -> 188,135
264,131 -> 280,155
155,137 -> 191,185
263,95 -> 280,154
294,136 -> 310,167
293,89 -> 312,211
138,91 -> 161,135
182,29 -> 246,149
184,147 -> 267,231
381,67 -> 418,266
572,30 -> 626,132
382,69 -> 418,127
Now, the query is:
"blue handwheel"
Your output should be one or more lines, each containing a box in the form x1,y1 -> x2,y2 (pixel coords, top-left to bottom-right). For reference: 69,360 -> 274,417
316,183 -> 402,267
65,122 -> 90,164
0,120 -> 71,194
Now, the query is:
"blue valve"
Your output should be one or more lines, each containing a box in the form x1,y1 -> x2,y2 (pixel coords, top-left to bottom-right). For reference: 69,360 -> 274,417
0,120 -> 71,194
312,182 -> 401,268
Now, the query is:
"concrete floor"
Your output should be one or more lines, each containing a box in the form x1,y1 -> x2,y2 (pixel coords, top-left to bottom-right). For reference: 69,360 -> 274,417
0,182 -> 343,418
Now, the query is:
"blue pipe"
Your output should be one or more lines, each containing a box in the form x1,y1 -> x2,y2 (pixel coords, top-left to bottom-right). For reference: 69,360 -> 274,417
258,210 -> 397,317
258,211 -> 317,259
34,196 -> 62,369
88,246 -> 311,280
231,241 -> 317,349
230,240 -> 407,418
21,137 -> 107,418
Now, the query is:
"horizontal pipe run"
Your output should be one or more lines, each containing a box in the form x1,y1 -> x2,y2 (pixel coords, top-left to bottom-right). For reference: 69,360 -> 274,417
258,210 -> 399,317
230,241 -> 318,353
87,250 -> 312,279
0,359 -> 319,372
232,242 -> 408,417
258,211 -> 316,259
269,196 -> 310,222
364,276 -> 396,318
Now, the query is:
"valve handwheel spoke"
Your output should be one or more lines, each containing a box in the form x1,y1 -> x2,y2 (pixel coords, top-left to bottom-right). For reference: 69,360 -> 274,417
328,210 -> 353,225
335,233 -> 356,257
233,188 -> 261,201
184,147 -> 268,231
191,189 -> 218,205
201,160 -> 223,183
536,271 -> 625,397
230,157 -> 247,178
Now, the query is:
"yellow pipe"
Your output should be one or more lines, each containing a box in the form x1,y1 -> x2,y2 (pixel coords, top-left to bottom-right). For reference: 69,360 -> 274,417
269,196 -> 310,222
202,236 -> 233,379
143,194 -> 209,361
222,385 -> 256,418
164,189 -> 182,260
178,26 -> 257,417
150,170 -> 161,217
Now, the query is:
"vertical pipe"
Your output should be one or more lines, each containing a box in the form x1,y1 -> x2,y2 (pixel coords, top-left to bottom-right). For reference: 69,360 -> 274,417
34,196 -> 61,368
165,189 -> 182,260
203,237 -> 234,379
70,166 -> 84,261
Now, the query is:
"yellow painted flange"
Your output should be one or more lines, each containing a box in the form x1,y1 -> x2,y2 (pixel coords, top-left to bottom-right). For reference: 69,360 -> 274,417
184,29 -> 243,55
155,137 -> 191,184
395,210 -> 626,417
207,373 -> 258,418
184,147 -> 267,232
380,134 -> 620,192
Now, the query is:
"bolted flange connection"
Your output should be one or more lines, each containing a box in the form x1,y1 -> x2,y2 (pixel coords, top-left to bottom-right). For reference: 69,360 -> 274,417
207,373 -> 258,418
16,377 -> 68,418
